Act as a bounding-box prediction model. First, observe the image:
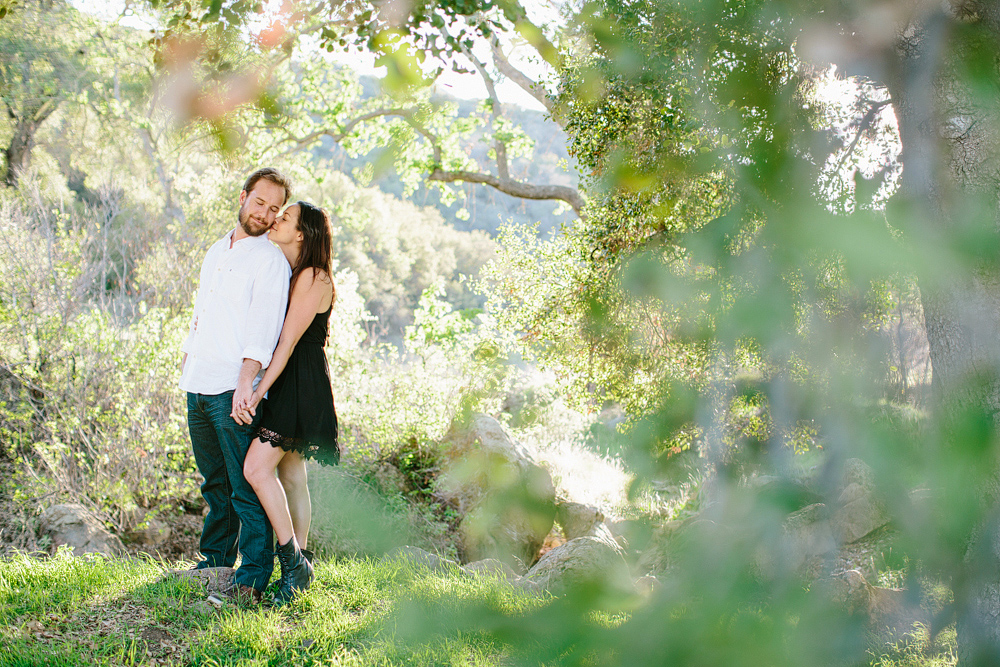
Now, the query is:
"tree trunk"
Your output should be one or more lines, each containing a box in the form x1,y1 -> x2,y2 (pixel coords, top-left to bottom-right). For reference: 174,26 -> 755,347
884,5 -> 1000,664
4,98 -> 57,187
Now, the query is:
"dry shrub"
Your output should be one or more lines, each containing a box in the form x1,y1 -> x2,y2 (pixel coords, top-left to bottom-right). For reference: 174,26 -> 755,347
0,178 -> 196,537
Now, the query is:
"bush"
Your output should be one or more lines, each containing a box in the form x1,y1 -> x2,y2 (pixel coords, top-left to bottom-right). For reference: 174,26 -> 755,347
0,179 -> 196,539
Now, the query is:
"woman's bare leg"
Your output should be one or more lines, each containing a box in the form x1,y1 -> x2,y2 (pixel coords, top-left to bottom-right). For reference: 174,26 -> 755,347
277,450 -> 311,548
243,438 -> 295,545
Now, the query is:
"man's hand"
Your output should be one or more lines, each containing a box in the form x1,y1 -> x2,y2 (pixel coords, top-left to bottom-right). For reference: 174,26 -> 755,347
232,383 -> 254,424
230,358 -> 262,424
232,390 -> 263,425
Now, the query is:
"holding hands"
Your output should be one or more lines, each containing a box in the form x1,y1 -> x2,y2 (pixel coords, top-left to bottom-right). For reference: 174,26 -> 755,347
231,358 -> 265,425
232,388 -> 263,425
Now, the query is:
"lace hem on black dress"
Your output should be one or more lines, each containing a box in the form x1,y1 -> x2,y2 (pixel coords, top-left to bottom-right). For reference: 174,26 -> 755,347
255,426 -> 340,466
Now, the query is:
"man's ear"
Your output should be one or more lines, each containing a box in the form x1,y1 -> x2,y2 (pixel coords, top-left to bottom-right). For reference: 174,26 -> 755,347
239,189 -> 248,206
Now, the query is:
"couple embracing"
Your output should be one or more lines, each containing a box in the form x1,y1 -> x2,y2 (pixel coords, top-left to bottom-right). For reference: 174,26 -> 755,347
179,167 -> 340,606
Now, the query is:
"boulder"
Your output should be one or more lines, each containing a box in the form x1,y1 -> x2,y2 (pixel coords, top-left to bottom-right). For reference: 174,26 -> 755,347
172,566 -> 234,593
438,414 -> 556,568
843,458 -> 875,489
769,502 -> 838,577
832,473 -> 890,544
458,478 -> 555,570
827,569 -> 928,641
556,501 -> 605,540
525,536 -> 634,597
588,523 -> 620,549
38,504 -> 124,557
124,514 -> 171,549
756,458 -> 890,577
438,414 -> 552,512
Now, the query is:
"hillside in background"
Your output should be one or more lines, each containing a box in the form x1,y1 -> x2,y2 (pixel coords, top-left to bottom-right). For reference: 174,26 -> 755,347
312,76 -> 579,238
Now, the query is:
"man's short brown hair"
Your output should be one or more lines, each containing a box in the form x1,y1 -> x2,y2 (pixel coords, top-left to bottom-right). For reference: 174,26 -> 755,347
242,167 -> 292,205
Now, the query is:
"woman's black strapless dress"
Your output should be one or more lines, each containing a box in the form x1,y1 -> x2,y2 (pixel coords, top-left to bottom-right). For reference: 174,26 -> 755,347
255,306 -> 340,465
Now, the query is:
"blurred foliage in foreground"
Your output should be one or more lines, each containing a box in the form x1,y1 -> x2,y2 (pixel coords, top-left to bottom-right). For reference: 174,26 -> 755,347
7,0 -> 1000,664
185,0 -> 1000,663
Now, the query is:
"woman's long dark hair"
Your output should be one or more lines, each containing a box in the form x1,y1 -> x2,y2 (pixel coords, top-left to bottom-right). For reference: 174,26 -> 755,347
290,201 -> 335,303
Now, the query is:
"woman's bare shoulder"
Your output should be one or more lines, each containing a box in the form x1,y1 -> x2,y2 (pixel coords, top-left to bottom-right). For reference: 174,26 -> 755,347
291,267 -> 330,289
290,268 -> 334,311
313,268 -> 333,285
296,267 -> 333,285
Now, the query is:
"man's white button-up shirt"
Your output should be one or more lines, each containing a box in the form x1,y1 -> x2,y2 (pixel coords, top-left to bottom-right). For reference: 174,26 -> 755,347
179,229 -> 291,395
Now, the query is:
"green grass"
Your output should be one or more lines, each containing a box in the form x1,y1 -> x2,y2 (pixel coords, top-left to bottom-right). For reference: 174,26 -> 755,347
0,550 -> 959,666
0,550 -> 548,666
869,625 -> 958,667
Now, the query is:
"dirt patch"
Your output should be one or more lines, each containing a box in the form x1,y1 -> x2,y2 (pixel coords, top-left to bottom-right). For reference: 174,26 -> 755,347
15,593 -> 206,664
126,512 -> 204,562
139,625 -> 184,661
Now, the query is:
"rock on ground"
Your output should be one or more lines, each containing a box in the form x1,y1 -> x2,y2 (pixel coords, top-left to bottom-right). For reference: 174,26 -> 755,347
826,569 -> 929,644
556,501 -> 605,540
124,514 -> 172,549
171,566 -> 234,593
525,536 -> 634,597
833,479 -> 889,545
438,413 -> 556,569
38,504 -> 124,557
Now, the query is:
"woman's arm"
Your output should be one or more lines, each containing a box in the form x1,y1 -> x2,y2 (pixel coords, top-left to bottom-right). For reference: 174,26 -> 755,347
231,268 -> 330,423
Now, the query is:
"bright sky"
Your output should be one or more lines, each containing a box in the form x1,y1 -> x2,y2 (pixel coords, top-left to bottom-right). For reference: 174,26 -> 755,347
73,0 -> 551,112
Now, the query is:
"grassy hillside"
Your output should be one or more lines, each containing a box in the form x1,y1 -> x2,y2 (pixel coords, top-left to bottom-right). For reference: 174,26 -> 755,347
316,76 -> 579,238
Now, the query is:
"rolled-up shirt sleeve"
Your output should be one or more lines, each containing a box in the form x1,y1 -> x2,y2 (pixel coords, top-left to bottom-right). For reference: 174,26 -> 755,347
242,255 -> 290,368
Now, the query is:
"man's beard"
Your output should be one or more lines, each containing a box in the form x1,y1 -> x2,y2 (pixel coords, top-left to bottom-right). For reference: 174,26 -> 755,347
239,204 -> 270,237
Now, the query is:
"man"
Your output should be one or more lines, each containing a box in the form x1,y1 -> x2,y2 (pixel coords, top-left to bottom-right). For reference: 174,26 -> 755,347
180,167 -> 292,602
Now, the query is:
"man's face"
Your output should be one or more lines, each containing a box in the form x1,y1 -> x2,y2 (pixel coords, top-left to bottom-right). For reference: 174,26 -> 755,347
238,179 -> 286,237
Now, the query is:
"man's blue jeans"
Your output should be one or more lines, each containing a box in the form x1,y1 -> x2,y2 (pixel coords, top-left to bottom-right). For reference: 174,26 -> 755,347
187,391 -> 273,591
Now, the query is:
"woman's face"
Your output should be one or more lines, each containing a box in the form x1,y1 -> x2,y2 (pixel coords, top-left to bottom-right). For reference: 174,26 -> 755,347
268,204 -> 302,246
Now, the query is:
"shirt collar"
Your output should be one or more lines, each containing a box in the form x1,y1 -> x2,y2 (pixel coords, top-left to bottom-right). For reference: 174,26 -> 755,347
227,228 -> 272,249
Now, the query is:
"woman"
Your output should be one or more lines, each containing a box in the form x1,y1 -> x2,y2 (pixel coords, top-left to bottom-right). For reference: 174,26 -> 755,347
234,200 -> 339,606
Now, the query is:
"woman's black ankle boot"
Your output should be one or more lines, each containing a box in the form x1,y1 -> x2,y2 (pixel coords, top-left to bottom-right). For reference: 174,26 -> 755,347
274,537 -> 313,606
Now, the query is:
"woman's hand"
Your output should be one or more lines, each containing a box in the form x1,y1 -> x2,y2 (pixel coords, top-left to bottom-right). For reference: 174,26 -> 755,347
231,390 -> 262,425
